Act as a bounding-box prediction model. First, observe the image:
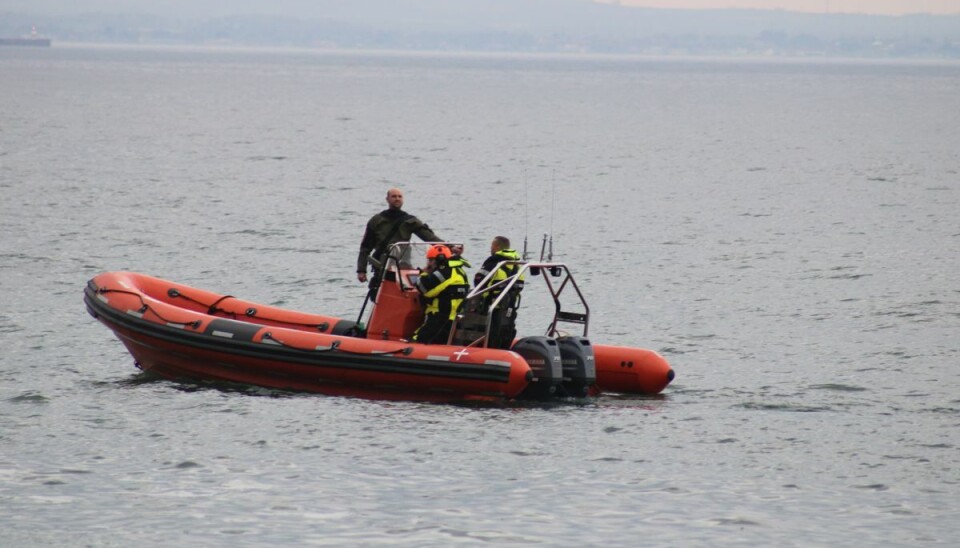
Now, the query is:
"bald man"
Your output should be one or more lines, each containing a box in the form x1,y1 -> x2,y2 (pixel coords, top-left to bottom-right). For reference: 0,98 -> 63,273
357,187 -> 441,283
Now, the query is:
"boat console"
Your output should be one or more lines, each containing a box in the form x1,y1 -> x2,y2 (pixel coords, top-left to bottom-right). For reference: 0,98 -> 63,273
363,242 -> 599,398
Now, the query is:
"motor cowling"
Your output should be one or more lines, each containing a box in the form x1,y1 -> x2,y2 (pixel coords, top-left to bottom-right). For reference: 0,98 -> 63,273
556,336 -> 596,398
512,336 -> 562,400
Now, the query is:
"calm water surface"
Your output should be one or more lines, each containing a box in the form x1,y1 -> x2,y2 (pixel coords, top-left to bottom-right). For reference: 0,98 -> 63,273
1,46 -> 958,546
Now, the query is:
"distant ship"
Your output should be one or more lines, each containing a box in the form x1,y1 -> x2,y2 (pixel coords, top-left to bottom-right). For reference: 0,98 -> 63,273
0,26 -> 51,47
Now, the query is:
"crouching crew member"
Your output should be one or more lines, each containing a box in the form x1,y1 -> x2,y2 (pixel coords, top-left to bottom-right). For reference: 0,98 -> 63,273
413,245 -> 469,344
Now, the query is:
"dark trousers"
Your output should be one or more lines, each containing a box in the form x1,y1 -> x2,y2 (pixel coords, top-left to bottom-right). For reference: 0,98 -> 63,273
414,313 -> 451,345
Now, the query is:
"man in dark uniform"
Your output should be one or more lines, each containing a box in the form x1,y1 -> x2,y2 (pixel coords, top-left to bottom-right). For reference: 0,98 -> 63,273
474,236 -> 522,289
357,187 -> 441,283
474,236 -> 524,349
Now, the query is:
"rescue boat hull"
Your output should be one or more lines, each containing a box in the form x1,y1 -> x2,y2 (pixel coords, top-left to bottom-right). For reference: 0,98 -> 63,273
84,271 -> 673,401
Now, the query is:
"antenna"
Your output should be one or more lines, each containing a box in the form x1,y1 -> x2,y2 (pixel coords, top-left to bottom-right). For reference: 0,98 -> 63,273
550,169 -> 556,237
549,171 -> 556,261
522,167 -> 530,260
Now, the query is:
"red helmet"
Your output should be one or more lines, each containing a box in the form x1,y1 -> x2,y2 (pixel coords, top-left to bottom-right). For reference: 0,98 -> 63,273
426,244 -> 452,260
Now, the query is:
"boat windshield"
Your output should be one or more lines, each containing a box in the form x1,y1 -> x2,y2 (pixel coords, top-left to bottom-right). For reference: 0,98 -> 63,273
379,241 -> 461,273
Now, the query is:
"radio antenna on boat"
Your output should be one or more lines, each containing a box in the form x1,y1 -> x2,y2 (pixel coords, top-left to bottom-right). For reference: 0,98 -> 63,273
522,167 -> 530,260
548,173 -> 556,261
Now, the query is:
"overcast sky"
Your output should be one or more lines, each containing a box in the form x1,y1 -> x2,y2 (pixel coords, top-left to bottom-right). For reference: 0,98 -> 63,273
607,0 -> 960,15
7,0 -> 960,17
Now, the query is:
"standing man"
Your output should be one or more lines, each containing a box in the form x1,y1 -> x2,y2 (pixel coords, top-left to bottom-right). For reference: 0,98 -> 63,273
357,187 -> 441,283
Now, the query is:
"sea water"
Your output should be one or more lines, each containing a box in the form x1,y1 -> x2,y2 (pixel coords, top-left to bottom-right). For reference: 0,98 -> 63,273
1,46 -> 958,546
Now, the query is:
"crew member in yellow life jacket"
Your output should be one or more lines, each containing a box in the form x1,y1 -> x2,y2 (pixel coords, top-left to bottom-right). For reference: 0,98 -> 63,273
474,236 -> 524,348
448,243 -> 470,281
474,236 -> 524,295
413,244 -> 469,344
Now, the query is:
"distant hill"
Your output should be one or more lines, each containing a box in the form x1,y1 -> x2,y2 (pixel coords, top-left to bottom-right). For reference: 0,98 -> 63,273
3,0 -> 960,57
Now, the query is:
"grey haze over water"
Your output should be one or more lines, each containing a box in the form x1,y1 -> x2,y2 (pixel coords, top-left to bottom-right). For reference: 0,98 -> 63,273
1,45 -> 959,545
4,0 -> 960,57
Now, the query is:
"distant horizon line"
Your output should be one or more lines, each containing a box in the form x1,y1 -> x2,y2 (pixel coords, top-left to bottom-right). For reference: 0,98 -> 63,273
48,41 -> 960,64
596,1 -> 960,16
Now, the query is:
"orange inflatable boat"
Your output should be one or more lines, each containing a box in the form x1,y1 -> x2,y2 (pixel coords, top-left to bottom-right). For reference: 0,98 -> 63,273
84,243 -> 673,401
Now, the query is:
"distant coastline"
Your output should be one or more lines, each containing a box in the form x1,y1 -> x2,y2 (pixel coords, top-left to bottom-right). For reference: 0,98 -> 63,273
0,37 -> 52,47
39,41 -> 960,68
1,24 -> 51,47
3,4 -> 960,59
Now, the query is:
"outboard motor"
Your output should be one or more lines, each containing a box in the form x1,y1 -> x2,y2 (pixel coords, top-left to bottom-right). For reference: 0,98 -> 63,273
512,336 -> 562,400
556,336 -> 596,398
